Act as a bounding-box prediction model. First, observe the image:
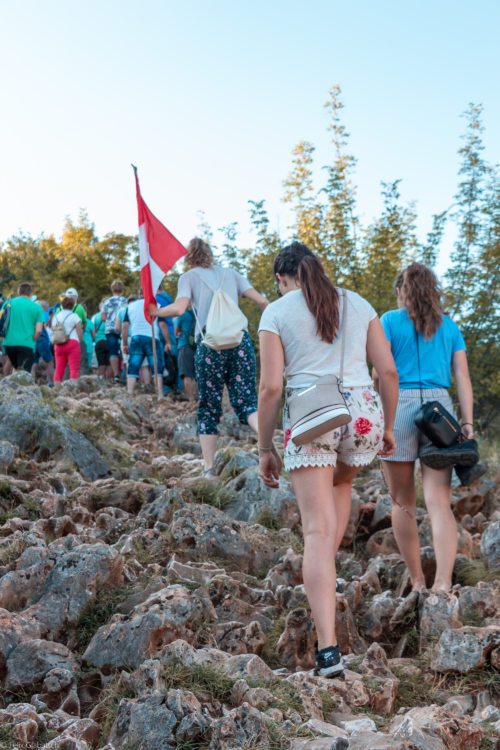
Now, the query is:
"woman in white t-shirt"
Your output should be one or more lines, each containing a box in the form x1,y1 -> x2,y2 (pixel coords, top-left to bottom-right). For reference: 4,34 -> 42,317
51,296 -> 83,383
149,237 -> 268,474
258,242 -> 398,678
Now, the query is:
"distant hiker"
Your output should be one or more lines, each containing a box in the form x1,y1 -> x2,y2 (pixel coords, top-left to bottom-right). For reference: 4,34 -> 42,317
175,307 -> 197,401
33,300 -> 55,386
122,297 -> 163,397
258,242 -> 398,677
102,280 -> 128,382
92,302 -> 111,379
51,296 -> 83,383
375,263 -> 478,594
149,237 -> 268,474
2,282 -> 44,372
62,288 -> 88,375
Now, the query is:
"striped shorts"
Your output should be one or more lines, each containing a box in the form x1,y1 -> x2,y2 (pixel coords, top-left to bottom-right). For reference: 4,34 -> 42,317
382,388 -> 457,463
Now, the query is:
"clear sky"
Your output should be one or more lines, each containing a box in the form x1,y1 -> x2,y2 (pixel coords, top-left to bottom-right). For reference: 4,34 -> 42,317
0,0 -> 498,274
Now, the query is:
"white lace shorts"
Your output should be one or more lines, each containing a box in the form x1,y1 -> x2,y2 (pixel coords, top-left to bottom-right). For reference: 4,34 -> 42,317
283,384 -> 384,471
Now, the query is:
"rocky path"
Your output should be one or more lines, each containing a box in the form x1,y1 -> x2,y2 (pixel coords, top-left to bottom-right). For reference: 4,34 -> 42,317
0,373 -> 498,749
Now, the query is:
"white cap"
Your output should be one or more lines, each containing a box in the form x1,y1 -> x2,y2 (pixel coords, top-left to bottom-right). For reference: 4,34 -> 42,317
65,288 -> 78,298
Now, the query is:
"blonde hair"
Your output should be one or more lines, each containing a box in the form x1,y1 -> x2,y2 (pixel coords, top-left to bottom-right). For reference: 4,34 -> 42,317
111,279 -> 124,294
396,263 -> 443,339
185,237 -> 213,269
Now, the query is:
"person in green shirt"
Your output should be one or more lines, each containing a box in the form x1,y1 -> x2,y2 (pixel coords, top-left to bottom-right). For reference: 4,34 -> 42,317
3,282 -> 44,372
91,305 -> 111,378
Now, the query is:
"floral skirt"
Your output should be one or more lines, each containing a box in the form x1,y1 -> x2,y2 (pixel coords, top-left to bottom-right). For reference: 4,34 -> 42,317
283,384 -> 384,471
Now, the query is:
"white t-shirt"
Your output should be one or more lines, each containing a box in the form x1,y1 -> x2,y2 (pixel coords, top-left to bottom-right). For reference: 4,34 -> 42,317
176,266 -> 252,336
258,289 -> 377,388
51,311 -> 81,343
124,299 -> 160,339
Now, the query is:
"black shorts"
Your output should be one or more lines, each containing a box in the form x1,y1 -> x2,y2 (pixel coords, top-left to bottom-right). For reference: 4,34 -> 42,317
5,346 -> 35,372
95,339 -> 110,367
178,346 -> 195,380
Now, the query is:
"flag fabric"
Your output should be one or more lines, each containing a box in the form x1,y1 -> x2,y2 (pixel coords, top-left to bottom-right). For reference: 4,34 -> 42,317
133,165 -> 186,321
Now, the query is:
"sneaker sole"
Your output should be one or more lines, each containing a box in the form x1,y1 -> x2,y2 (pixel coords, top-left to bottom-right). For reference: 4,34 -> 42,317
315,662 -> 345,678
420,449 -> 478,469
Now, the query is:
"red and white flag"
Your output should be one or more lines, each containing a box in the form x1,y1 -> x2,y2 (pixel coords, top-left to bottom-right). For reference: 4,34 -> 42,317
133,165 -> 186,320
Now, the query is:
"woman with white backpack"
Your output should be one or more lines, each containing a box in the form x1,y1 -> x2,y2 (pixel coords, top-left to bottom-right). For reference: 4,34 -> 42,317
149,237 -> 268,475
51,296 -> 83,384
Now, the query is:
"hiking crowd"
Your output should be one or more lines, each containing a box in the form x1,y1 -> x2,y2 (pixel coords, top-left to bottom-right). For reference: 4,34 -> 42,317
0,237 -> 486,679
0,280 -> 197,400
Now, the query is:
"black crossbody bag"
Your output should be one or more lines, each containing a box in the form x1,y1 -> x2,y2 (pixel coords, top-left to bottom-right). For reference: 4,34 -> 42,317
413,332 -> 463,448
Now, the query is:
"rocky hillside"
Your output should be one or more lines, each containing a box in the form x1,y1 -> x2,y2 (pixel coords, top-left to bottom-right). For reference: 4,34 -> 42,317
0,373 -> 498,750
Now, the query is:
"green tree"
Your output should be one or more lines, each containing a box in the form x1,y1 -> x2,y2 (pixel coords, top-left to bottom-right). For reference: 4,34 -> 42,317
360,180 -> 420,314
321,85 -> 362,287
283,140 -> 324,253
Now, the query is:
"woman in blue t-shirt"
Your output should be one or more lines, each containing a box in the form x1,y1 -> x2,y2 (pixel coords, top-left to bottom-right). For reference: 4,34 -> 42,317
374,263 -> 474,594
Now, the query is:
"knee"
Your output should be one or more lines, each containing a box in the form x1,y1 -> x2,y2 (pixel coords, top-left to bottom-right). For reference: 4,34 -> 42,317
302,525 -> 336,543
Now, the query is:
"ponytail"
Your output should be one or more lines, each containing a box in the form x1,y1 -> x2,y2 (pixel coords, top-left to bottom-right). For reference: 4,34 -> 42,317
297,255 -> 340,343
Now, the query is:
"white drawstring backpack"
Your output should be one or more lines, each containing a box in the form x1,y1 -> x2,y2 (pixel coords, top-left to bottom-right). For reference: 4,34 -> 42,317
193,270 -> 248,350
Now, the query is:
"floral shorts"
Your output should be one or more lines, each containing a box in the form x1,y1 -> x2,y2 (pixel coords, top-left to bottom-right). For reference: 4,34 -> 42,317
283,384 -> 384,471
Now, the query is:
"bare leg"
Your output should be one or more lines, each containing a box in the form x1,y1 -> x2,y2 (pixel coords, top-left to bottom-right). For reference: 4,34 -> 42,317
383,461 -> 426,591
247,411 -> 258,433
110,356 -> 119,378
127,377 -> 137,395
333,462 -> 363,553
292,465 -> 337,650
421,463 -> 456,592
184,377 -> 198,401
156,375 -> 164,400
199,435 -> 218,469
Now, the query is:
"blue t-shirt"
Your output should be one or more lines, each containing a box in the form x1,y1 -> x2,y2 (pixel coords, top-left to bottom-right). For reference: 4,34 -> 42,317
174,309 -> 195,349
381,308 -> 466,389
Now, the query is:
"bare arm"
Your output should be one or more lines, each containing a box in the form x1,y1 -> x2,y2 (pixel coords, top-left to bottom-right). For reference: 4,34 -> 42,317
159,320 -> 171,350
34,322 -> 43,341
75,322 -> 83,343
258,331 -> 285,486
122,321 -> 129,352
366,318 -> 399,456
243,287 -> 268,310
148,298 -> 190,319
452,350 -> 474,437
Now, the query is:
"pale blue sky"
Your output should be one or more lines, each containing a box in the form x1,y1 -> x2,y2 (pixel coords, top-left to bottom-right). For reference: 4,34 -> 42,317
0,0 -> 498,273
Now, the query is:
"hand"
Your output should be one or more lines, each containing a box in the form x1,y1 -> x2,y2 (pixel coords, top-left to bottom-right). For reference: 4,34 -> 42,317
123,345 -> 129,354
462,423 -> 474,439
148,304 -> 160,317
164,342 -> 171,352
378,429 -> 396,457
259,451 -> 281,488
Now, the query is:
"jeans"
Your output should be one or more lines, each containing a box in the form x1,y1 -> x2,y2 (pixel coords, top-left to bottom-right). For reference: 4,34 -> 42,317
128,335 -> 162,378
54,339 -> 81,381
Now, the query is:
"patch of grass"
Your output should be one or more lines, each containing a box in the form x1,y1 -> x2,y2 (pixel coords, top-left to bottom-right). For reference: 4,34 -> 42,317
163,659 -> 237,703
189,479 -> 226,509
260,616 -> 286,669
22,496 -> 42,521
392,666 -> 442,712
96,676 -> 138,748
479,740 -> 497,750
257,678 -> 304,716
0,727 -> 14,750
74,585 -> 130,653
436,667 -> 500,699
255,505 -> 280,531
0,538 -> 27,566
453,558 -> 499,586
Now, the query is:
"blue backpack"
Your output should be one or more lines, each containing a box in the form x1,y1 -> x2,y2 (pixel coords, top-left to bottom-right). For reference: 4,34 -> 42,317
0,301 -> 10,338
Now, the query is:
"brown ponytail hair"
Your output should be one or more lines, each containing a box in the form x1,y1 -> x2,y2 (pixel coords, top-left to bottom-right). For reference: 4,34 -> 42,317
396,262 -> 443,338
274,242 -> 340,343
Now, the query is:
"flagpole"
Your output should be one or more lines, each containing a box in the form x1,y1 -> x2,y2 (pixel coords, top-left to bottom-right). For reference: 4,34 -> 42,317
151,317 -> 160,400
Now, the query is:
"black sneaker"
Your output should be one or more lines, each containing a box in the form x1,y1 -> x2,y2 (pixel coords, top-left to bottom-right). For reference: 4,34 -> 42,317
419,439 -> 479,469
314,643 -> 344,678
455,462 -> 487,486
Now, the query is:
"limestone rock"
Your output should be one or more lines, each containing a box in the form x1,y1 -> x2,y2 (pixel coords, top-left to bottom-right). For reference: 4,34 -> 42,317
0,441 -> 17,473
432,625 -> 500,673
217,467 -> 299,529
276,608 -> 315,670
419,590 -> 462,640
83,585 -> 216,670
481,521 -> 500,570
390,704 -> 484,749
5,639 -> 77,692
208,703 -> 272,749
0,609 -> 41,679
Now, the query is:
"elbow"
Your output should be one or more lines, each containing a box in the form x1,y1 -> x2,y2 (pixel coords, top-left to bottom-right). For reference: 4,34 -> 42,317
259,383 -> 282,401
379,367 -> 399,386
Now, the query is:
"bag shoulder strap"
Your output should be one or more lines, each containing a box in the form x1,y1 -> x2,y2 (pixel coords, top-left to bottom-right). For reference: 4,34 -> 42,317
415,328 -> 424,405
338,288 -> 348,386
